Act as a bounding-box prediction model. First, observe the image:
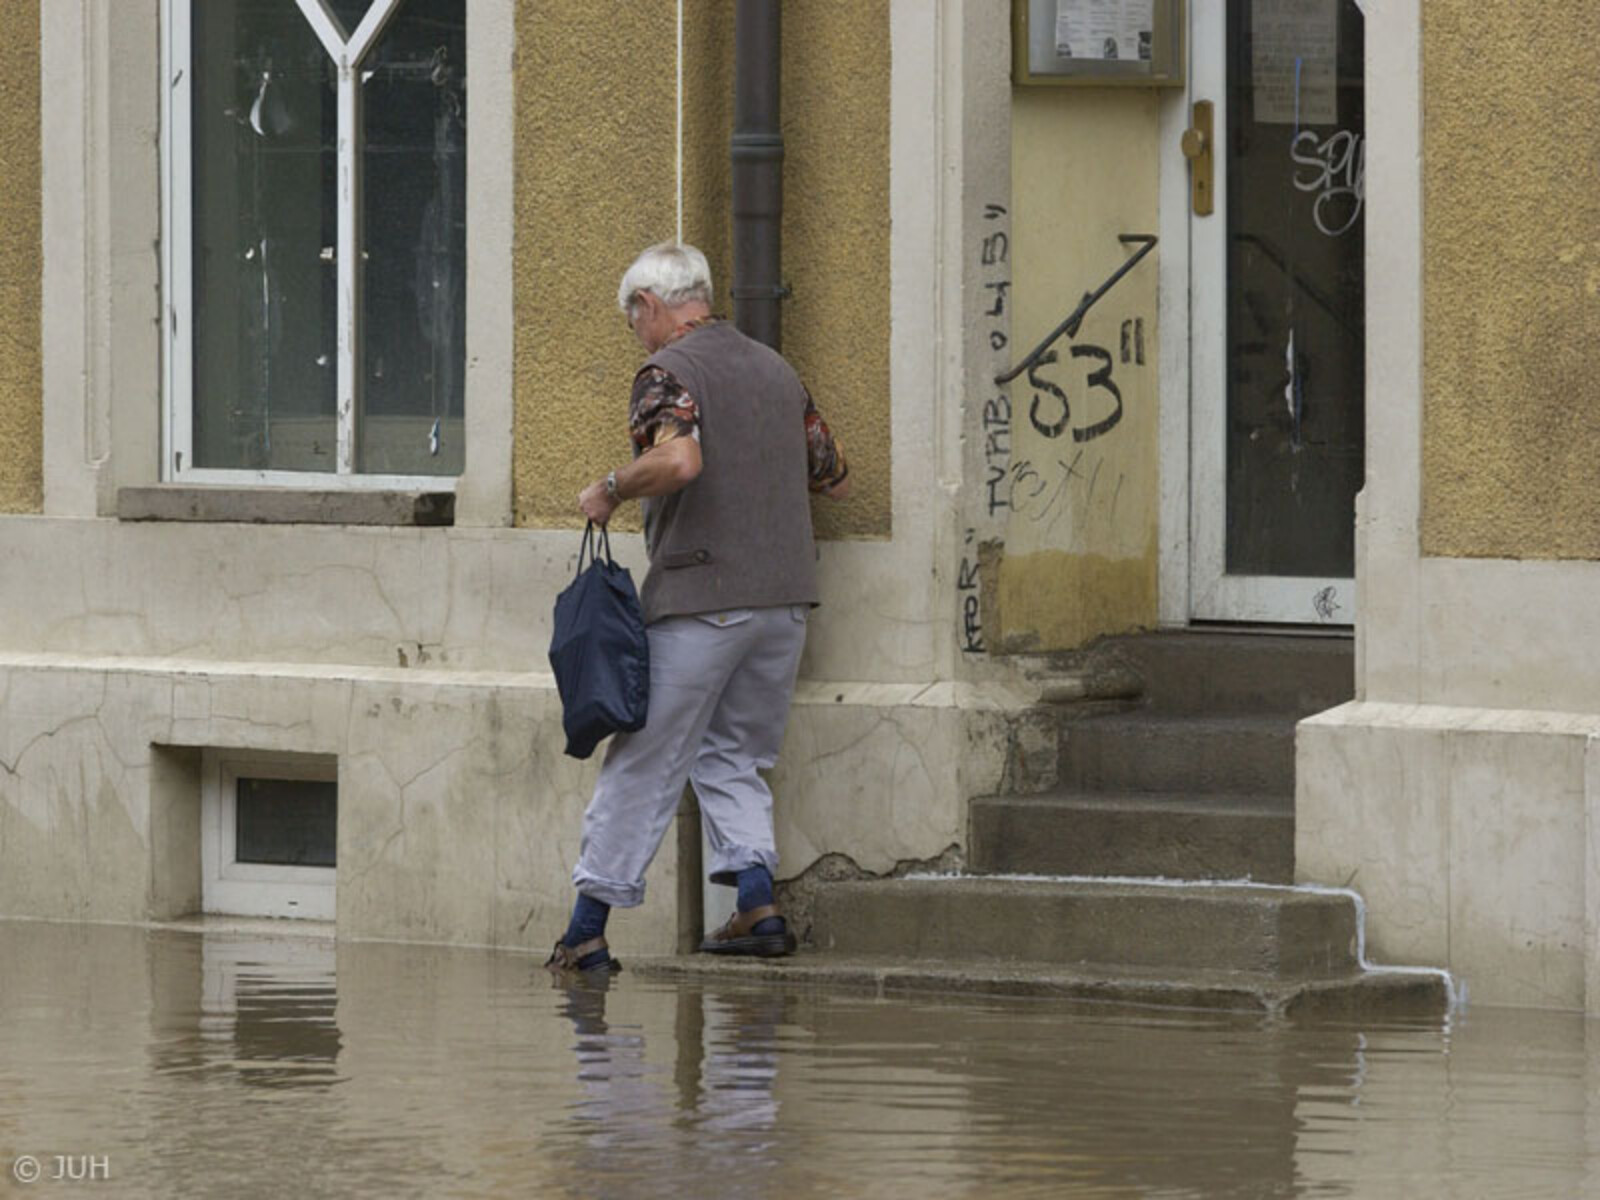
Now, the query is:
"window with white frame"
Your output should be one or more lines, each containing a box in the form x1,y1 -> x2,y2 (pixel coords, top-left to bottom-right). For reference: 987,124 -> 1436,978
162,0 -> 466,487
201,751 -> 339,920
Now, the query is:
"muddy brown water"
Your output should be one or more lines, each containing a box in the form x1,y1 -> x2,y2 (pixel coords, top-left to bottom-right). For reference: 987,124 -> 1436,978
0,922 -> 1595,1198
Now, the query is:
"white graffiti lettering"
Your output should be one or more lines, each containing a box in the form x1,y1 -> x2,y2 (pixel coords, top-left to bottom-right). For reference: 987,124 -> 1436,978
1291,128 -> 1364,238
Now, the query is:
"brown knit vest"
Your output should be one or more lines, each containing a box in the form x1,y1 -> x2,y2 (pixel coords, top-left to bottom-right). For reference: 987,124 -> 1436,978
638,321 -> 820,623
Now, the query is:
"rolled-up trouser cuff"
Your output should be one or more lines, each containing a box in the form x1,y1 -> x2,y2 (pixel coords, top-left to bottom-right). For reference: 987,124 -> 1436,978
706,845 -> 780,888
570,866 -> 646,909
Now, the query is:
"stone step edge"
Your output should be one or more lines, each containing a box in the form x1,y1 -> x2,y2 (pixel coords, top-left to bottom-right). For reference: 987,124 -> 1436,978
819,875 -> 1458,1003
628,954 -> 1452,1019
855,872 -> 1328,904
969,791 -> 1293,814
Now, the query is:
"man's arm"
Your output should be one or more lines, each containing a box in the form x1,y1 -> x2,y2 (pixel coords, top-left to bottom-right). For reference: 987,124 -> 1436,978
578,437 -> 701,526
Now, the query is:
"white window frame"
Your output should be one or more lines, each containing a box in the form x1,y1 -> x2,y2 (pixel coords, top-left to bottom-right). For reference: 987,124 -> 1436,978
159,0 -> 460,491
201,750 -> 338,920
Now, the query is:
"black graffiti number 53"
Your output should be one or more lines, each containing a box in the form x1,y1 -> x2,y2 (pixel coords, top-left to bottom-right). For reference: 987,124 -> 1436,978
1027,345 -> 1122,443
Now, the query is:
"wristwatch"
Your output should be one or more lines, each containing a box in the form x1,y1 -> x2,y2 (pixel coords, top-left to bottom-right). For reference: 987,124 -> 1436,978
604,469 -> 619,500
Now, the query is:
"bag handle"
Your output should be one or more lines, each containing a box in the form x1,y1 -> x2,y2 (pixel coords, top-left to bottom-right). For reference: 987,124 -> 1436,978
575,520 -> 616,578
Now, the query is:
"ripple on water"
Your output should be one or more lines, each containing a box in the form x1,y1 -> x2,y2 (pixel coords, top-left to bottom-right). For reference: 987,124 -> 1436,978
0,921 -> 1594,1198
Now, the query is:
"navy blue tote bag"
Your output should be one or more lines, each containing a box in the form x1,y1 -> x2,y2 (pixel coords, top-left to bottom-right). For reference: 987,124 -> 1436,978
549,522 -> 651,759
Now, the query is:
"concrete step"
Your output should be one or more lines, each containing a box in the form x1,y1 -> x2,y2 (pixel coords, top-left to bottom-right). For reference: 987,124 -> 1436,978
969,791 -> 1293,883
812,877 -> 1359,980
633,954 -> 1452,1020
1100,632 -> 1354,717
1059,715 -> 1295,794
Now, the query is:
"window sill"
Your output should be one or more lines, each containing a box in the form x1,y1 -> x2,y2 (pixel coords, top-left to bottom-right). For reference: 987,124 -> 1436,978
117,486 -> 454,527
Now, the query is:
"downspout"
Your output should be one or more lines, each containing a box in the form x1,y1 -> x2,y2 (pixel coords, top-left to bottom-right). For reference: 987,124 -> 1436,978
731,0 -> 785,350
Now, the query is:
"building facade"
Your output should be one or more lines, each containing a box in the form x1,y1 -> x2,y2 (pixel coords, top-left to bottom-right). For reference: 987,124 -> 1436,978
1,0 -> 1594,1012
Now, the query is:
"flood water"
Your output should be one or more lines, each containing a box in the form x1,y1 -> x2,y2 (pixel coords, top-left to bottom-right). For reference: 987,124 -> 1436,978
1,922 -> 1596,1198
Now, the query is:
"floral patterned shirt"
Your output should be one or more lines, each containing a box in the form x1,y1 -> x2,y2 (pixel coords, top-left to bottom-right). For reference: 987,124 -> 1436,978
629,317 -> 849,493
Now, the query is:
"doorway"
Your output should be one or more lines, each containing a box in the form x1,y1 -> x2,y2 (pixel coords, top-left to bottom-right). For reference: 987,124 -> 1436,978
1187,0 -> 1365,624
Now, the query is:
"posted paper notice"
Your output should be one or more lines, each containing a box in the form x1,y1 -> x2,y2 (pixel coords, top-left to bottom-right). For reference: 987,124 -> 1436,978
1054,0 -> 1154,62
1251,0 -> 1339,124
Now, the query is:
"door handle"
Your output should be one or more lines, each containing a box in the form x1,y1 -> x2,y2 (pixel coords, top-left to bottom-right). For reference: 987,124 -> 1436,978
1181,100 -> 1214,217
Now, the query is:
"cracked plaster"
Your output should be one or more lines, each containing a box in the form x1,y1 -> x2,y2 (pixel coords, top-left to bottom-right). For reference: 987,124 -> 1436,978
0,648 -> 1025,956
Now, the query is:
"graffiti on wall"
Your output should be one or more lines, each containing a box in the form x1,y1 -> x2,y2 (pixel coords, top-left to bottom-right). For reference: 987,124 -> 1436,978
980,205 -> 1014,518
960,201 -> 1013,654
959,528 -> 984,653
1004,315 -> 1146,533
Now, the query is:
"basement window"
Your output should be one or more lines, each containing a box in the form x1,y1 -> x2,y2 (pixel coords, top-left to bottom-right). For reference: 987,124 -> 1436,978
201,752 -> 337,920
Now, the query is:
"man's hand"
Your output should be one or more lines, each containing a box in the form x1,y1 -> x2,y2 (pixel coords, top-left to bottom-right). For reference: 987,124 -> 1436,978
578,478 -> 620,525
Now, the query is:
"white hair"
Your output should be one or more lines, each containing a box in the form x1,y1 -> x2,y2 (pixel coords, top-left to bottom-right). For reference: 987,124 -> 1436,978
617,242 -> 714,313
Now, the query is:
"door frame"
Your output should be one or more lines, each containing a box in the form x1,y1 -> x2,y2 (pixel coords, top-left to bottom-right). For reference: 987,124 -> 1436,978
1158,1 -> 1358,627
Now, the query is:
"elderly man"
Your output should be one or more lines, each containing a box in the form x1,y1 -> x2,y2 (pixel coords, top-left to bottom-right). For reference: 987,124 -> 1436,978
547,242 -> 850,975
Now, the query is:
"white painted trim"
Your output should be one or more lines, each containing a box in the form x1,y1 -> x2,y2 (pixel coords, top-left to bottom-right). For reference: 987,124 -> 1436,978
887,0 -> 957,678
160,6 -> 191,482
171,468 -> 458,492
294,0 -> 347,61
42,1 -> 162,515
291,0 -> 403,476
42,1 -> 103,516
1356,0 -> 1423,700
201,750 -> 337,921
1155,37 -> 1193,627
457,0 -> 515,525
345,0 -> 402,62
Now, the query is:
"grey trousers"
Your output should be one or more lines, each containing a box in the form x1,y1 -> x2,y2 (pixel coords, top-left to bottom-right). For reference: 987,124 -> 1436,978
571,604 -> 808,908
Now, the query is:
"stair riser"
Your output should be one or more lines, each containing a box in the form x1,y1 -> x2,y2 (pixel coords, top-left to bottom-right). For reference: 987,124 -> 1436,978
815,885 -> 1360,978
1106,637 -> 1353,716
1059,727 -> 1295,793
969,801 -> 1293,883
1142,680 -> 1350,717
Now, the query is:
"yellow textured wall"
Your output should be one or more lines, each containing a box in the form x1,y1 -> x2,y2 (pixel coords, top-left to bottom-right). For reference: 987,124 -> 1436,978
1422,5 -> 1600,559
779,0 -> 890,539
994,89 -> 1160,651
513,2 -> 890,538
0,0 -> 40,514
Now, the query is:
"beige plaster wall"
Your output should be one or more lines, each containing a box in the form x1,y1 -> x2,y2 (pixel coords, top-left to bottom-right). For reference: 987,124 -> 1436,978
1421,4 -> 1600,560
0,0 -> 40,514
512,2 -> 890,539
995,88 -> 1160,651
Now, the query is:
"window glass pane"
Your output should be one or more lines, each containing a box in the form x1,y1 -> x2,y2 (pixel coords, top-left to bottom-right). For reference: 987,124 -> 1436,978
235,777 -> 337,868
191,1 -> 338,473
327,0 -> 376,40
359,0 -> 467,476
1223,0 -> 1365,577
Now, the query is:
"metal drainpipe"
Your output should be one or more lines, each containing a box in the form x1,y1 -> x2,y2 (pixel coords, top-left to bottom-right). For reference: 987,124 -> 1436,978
731,0 -> 785,350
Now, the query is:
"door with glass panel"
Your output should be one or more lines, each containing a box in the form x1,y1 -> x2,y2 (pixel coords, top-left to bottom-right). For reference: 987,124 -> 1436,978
1189,0 -> 1364,623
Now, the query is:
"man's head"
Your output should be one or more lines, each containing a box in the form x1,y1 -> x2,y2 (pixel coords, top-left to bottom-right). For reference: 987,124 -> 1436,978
618,242 -> 714,352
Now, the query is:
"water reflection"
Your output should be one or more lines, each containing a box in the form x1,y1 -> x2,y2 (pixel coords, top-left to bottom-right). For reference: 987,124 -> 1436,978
0,921 -> 1595,1198
148,934 -> 340,1090
552,977 -> 797,1196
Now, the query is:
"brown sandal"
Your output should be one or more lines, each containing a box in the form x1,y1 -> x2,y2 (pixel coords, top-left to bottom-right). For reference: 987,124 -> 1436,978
545,936 -> 621,974
698,904 -> 797,957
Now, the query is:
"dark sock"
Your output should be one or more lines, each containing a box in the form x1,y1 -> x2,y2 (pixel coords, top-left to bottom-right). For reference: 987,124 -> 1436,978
562,893 -> 611,962
736,865 -> 775,912
735,866 -> 785,936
